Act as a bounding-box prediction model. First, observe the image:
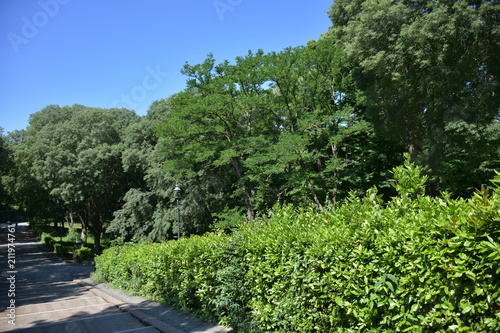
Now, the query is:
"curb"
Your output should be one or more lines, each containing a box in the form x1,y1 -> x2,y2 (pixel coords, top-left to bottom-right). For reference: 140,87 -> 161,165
74,279 -> 185,333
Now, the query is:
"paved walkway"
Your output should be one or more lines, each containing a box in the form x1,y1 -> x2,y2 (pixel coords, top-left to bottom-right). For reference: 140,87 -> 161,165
0,222 -> 232,333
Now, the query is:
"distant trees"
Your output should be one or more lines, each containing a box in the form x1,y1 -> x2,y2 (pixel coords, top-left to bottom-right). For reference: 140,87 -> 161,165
0,128 -> 13,216
107,97 -> 228,241
2,0 -> 498,244
4,105 -> 139,253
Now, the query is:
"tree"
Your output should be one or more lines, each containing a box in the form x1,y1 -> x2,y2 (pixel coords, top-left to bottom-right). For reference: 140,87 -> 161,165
108,97 -> 234,241
329,0 -> 500,157
16,105 -> 138,253
159,51 -> 276,220
3,128 -> 61,223
260,38 -> 372,207
0,128 -> 13,219
329,0 -> 500,194
158,40 -> 399,217
430,119 -> 500,196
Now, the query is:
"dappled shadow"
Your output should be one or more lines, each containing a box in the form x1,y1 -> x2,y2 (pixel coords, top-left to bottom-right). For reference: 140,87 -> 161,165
87,281 -> 235,333
3,307 -> 144,333
0,223 -> 94,284
0,222 -> 107,332
0,222 -> 232,332
134,298 -> 231,332
0,279 -> 96,307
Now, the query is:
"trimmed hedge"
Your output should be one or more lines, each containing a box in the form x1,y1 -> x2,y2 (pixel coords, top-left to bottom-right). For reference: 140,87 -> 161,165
94,166 -> 500,332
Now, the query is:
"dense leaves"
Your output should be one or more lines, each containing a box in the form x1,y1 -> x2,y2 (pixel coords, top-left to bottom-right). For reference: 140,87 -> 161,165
94,160 -> 500,332
0,128 -> 14,219
328,0 -> 500,191
3,0 -> 498,237
107,97 -> 233,241
158,39 -> 402,221
4,105 -> 139,252
1,1 -> 499,329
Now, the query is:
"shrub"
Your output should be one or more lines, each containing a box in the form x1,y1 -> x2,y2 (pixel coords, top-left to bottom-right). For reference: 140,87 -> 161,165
73,247 -> 94,263
40,232 -> 54,247
53,243 -> 64,255
65,228 -> 79,243
94,166 -> 500,332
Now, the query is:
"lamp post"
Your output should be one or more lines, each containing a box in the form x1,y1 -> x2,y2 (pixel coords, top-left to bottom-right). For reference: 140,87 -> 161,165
174,185 -> 181,239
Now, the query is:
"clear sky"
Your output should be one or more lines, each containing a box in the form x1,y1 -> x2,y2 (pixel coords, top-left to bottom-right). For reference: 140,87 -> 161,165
0,0 -> 333,134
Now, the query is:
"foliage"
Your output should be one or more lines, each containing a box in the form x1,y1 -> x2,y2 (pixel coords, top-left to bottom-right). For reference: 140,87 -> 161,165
4,105 -> 139,253
95,160 -> 500,332
40,232 -> 54,247
5,8 -> 497,241
65,228 -> 80,243
73,247 -> 94,263
158,38 -> 402,221
32,221 -> 107,261
430,120 -> 500,197
391,153 -> 428,199
106,97 -> 230,241
328,0 -> 500,192
0,128 -> 12,210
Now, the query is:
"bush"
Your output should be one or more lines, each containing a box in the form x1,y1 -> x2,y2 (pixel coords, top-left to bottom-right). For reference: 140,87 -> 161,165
53,243 -> 64,255
94,166 -> 500,332
40,232 -> 54,247
73,247 -> 94,263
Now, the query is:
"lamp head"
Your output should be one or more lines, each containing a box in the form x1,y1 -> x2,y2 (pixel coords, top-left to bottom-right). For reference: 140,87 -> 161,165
174,185 -> 181,199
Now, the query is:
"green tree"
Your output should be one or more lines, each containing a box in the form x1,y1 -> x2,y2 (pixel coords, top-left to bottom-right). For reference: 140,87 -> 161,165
158,40 -> 399,217
260,39 -> 372,208
3,129 -> 59,223
108,97 -> 235,241
430,119 -> 500,196
329,0 -> 500,193
0,128 -> 13,218
15,105 -> 138,253
159,51 -> 276,221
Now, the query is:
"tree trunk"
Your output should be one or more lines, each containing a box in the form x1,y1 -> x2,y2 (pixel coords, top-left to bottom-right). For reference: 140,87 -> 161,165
80,229 -> 87,246
299,159 -> 323,211
89,214 -> 103,254
93,230 -> 102,254
77,214 -> 88,246
405,130 -> 423,163
331,143 -> 340,206
66,211 -> 75,229
230,157 -> 256,220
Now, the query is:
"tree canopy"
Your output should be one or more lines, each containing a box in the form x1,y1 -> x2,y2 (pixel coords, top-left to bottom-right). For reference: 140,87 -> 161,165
4,105 -> 139,252
328,0 -> 500,194
1,0 -> 498,244
157,40 -> 400,221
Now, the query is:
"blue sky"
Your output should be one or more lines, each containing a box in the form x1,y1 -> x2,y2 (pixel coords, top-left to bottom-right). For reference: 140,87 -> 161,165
0,0 -> 333,134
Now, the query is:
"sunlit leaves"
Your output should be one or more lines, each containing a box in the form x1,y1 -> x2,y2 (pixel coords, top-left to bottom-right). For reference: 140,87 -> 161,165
95,166 -> 500,332
12,105 -> 138,252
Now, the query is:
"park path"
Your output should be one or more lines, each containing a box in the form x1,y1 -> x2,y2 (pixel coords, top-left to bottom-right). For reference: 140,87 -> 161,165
0,222 -> 231,333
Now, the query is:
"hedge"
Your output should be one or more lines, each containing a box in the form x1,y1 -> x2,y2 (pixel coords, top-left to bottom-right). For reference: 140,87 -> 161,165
94,164 -> 500,332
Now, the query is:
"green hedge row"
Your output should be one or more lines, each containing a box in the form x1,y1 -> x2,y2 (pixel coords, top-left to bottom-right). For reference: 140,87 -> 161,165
94,165 -> 500,332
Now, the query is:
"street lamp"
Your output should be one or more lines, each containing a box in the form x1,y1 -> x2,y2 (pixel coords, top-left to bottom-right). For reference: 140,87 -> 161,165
173,185 -> 181,239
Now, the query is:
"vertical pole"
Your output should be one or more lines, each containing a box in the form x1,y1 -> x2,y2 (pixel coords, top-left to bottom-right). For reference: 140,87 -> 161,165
176,197 -> 180,239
